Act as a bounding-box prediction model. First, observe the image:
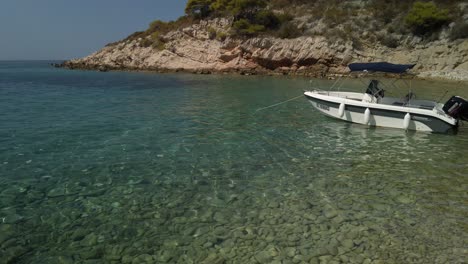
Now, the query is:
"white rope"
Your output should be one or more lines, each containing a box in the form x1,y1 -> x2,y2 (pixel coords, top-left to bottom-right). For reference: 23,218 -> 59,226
254,94 -> 304,113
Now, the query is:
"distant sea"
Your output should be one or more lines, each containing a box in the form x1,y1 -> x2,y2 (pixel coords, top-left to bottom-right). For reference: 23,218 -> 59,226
0,61 -> 467,263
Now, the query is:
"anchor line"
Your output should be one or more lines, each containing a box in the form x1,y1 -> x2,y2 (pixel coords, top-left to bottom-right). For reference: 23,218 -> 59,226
254,94 -> 304,113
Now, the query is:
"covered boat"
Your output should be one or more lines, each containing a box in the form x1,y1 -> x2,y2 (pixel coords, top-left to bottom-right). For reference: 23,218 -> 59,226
304,62 -> 468,133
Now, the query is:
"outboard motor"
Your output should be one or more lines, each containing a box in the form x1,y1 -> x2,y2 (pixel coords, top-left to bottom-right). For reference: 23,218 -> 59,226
443,96 -> 468,121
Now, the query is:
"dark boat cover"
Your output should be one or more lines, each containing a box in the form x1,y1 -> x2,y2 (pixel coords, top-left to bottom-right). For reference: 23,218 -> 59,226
349,62 -> 416,74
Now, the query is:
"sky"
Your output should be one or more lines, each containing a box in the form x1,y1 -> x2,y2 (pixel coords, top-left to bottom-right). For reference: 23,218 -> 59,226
0,0 -> 187,60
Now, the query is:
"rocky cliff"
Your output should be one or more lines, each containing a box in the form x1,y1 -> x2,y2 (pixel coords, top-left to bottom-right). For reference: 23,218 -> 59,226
63,18 -> 468,81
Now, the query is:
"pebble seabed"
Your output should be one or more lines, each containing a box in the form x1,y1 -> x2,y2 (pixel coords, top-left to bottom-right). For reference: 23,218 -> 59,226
1,132 -> 467,264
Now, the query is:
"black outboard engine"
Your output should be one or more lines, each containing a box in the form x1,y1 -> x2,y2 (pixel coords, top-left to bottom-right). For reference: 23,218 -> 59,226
443,96 -> 468,121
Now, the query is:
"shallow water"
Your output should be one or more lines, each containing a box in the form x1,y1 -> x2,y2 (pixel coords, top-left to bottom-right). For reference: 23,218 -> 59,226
0,61 -> 467,263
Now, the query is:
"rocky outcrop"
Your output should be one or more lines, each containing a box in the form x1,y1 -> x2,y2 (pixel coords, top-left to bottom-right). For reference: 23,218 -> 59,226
62,18 -> 468,80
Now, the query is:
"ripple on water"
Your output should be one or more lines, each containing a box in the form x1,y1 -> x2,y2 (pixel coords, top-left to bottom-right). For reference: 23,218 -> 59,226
0,62 -> 467,263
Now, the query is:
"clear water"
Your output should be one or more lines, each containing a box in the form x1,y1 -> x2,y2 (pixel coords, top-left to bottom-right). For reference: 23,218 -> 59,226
0,61 -> 467,263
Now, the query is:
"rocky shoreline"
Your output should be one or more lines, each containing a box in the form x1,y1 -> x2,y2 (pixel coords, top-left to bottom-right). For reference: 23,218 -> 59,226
59,18 -> 468,82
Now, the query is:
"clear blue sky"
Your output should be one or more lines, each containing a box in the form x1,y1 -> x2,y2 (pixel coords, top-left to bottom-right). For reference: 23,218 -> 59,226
0,0 -> 186,60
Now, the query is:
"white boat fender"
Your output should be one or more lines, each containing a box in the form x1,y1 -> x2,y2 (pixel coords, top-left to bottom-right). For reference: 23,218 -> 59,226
364,108 -> 371,124
338,103 -> 345,117
403,113 -> 411,130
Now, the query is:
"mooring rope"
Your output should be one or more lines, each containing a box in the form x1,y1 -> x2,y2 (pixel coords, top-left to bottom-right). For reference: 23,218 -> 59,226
254,94 -> 304,113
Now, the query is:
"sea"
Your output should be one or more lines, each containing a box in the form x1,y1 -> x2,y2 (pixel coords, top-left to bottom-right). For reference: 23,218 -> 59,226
0,61 -> 467,263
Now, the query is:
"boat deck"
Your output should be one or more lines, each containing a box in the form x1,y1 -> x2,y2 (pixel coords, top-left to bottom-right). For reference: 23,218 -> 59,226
316,91 -> 438,111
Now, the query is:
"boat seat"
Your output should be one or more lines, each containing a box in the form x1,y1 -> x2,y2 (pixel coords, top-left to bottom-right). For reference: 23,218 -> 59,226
362,93 -> 377,103
366,80 -> 385,98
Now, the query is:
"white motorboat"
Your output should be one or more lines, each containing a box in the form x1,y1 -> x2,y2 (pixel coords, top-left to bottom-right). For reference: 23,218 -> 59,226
304,62 -> 468,133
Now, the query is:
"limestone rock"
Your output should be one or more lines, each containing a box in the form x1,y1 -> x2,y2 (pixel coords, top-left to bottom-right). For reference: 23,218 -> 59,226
62,18 -> 468,81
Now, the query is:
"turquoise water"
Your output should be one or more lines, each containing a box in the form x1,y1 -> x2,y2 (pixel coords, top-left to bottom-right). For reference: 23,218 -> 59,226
0,61 -> 467,263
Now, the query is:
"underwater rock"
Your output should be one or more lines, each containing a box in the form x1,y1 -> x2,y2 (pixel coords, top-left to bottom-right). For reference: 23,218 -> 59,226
331,215 -> 345,225
254,250 -> 274,263
79,246 -> 103,260
341,239 -> 354,251
132,254 -> 154,263
285,247 -> 296,257
309,257 -> 319,264
193,226 -> 210,238
287,234 -> 300,243
35,255 -> 75,264
0,224 -> 14,244
25,190 -> 45,202
268,201 -> 279,208
270,260 -> 282,264
213,212 -> 227,223
2,213 -> 24,224
162,240 -> 179,248
318,255 -> 333,264
2,246 -> 29,262
104,246 -> 124,261
200,253 -> 224,264
155,249 -> 173,262
292,255 -> 304,263
323,205 -> 338,219
80,233 -> 98,247
396,195 -> 413,204
47,187 -> 67,198
122,255 -> 135,263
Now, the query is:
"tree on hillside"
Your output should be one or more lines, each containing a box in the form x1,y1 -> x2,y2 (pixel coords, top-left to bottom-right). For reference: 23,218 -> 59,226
210,0 -> 232,13
405,1 -> 450,35
229,0 -> 267,20
190,0 -> 268,19
185,0 -> 215,18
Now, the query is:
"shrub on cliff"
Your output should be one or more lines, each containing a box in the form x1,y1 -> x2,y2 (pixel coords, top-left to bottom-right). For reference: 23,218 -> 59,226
254,10 -> 280,29
150,32 -> 166,50
405,1 -> 450,36
449,20 -> 468,40
208,27 -> 217,39
377,34 -> 399,48
232,19 -> 265,36
323,6 -> 348,26
148,17 -> 195,35
216,31 -> 228,41
228,0 -> 267,19
206,0 -> 292,37
186,0 -> 268,19
140,38 -> 152,48
277,22 -> 301,39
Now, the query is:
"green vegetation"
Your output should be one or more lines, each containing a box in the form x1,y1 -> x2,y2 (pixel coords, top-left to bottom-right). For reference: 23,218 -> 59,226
185,0 -> 213,18
207,27 -> 217,39
366,0 -> 465,43
232,19 -> 265,36
405,1 -> 450,36
184,0 -> 297,37
216,31 -> 228,41
109,0 -> 466,49
377,34 -> 399,48
117,16 -> 196,49
277,22 -> 302,39
185,0 -> 268,19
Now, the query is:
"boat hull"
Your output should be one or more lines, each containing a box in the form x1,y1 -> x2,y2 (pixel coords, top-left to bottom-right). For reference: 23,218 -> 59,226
305,91 -> 458,133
